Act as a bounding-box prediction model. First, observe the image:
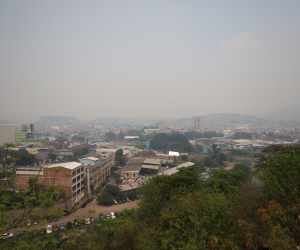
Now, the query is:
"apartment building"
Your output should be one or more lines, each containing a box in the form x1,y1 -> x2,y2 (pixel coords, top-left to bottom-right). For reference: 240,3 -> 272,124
79,156 -> 113,195
15,162 -> 85,204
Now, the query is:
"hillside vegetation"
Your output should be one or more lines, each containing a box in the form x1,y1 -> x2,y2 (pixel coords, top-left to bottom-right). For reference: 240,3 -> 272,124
3,144 -> 300,250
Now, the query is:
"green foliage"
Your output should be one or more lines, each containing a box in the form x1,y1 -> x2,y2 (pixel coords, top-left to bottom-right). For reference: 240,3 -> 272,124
151,133 -> 193,152
232,132 -> 252,139
230,149 -> 248,155
180,154 -> 188,161
126,130 -> 140,136
56,136 -> 67,143
255,145 -> 300,205
212,144 -> 221,153
115,149 -> 124,165
73,148 -> 89,157
118,130 -> 125,140
205,169 -> 246,194
48,152 -> 56,161
97,184 -> 122,204
184,131 -> 223,139
72,135 -> 85,141
105,131 -> 116,141
204,153 -> 227,167
231,163 -> 251,178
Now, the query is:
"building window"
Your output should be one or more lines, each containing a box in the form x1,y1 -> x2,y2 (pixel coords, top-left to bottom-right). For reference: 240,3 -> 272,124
126,173 -> 129,176
72,185 -> 76,191
81,186 -> 84,191
72,171 -> 76,176
133,174 -> 135,176
81,173 -> 84,178
77,169 -> 80,174
77,183 -> 80,188
72,178 -> 76,184
77,176 -> 80,181
81,167 -> 84,172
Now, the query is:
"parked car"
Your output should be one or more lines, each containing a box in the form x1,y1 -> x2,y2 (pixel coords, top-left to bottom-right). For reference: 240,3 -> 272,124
105,203 -> 110,207
140,194 -> 143,198
1,233 -> 14,239
27,219 -> 31,226
115,212 -> 120,218
67,222 -> 72,229
90,217 -> 95,223
74,219 -> 79,227
19,220 -> 24,227
80,219 -> 85,225
125,197 -> 130,202
53,215 -> 58,222
17,231 -> 25,237
40,228 -> 45,235
121,198 -> 127,203
53,225 -> 59,232
81,203 -> 87,208
99,213 -> 105,220
110,212 -> 116,219
118,200 -> 122,204
86,219 -> 90,225
105,214 -> 110,219
60,223 -> 65,230
47,216 -> 52,222
135,195 -> 140,200
46,225 -> 52,234
32,231 -> 37,238
96,190 -> 100,194
87,199 -> 92,203
130,196 -> 135,201
113,199 -> 118,205
33,219 -> 39,225
92,195 -> 97,199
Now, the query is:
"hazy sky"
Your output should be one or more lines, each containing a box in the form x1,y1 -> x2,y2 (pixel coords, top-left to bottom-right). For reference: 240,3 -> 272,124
1,1 -> 300,121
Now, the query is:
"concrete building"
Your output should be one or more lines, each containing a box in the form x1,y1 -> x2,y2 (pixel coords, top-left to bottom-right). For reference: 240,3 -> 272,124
194,116 -> 204,131
0,124 -> 23,145
15,162 -> 85,204
156,121 -> 165,130
80,156 -> 113,195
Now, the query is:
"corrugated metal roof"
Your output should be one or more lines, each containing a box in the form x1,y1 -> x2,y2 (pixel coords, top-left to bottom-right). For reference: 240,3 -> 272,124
141,164 -> 159,170
143,158 -> 160,165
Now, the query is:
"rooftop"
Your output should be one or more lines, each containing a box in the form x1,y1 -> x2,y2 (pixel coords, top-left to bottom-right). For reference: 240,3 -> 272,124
45,162 -> 82,170
158,162 -> 194,176
143,158 -> 160,165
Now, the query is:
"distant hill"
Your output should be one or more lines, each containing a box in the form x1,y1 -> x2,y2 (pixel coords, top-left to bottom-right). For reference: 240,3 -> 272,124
257,106 -> 300,121
34,116 -> 81,127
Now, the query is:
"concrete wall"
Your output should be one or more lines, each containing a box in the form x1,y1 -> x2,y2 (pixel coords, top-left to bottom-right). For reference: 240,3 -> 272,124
0,124 -> 22,145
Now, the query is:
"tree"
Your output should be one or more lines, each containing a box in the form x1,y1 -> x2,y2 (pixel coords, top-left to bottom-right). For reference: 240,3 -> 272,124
56,137 -> 67,143
180,155 -> 188,161
231,163 -> 251,179
115,149 -> 123,166
97,184 -> 122,204
106,131 -> 116,141
212,144 -> 221,154
48,152 -> 56,161
119,131 -> 125,140
232,132 -> 252,139
87,208 -> 96,218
